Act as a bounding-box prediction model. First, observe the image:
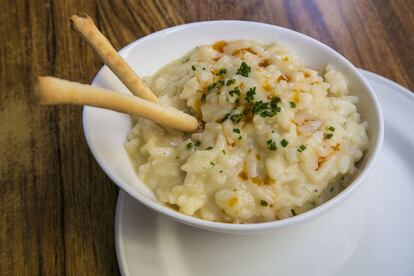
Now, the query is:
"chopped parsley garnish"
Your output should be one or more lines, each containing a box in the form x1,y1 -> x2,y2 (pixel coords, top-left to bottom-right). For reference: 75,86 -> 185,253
252,97 -> 280,118
297,144 -> 306,152
229,87 -> 241,97
280,139 -> 289,148
191,65 -> 196,71
271,96 -> 282,107
291,209 -> 297,216
244,87 -> 256,103
183,58 -> 189,63
252,101 -> 268,116
238,136 -> 242,140
210,161 -> 215,166
233,128 -> 241,134
207,82 -> 217,91
226,79 -> 236,86
218,80 -> 225,86
260,200 -> 268,207
221,108 -> 243,123
219,68 -> 227,75
324,127 -> 335,139
236,62 -> 251,77
230,112 -> 243,123
267,139 -> 277,151
195,140 -> 202,147
222,149 -> 226,154
289,101 -> 296,108
202,67 -> 206,70
222,113 -> 231,122
206,146 -> 213,150
223,109 -> 243,123
324,133 -> 333,140
200,94 -> 207,103
186,143 -> 193,150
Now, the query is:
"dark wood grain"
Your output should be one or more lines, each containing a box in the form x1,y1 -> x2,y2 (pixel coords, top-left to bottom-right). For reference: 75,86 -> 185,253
0,0 -> 413,275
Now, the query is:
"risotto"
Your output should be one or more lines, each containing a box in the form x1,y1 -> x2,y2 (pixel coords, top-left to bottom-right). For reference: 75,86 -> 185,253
125,40 -> 368,223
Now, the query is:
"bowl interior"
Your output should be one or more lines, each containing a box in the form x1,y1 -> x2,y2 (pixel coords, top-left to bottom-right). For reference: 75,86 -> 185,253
83,21 -> 383,233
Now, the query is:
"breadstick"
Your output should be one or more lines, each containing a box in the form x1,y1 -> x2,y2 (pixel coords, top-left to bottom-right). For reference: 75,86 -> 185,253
36,76 -> 199,132
70,15 -> 159,103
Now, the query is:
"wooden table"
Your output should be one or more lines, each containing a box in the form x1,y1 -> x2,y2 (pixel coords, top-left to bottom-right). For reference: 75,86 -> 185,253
1,0 -> 413,275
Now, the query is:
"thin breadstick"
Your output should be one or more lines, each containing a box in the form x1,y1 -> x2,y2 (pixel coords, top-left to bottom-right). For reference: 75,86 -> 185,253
70,15 -> 159,103
36,76 -> 199,132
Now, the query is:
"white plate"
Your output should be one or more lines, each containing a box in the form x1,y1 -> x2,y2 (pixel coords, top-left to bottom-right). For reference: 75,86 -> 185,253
114,70 -> 414,276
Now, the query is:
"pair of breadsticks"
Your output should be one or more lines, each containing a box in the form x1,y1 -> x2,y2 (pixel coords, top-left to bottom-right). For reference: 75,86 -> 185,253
36,15 -> 200,132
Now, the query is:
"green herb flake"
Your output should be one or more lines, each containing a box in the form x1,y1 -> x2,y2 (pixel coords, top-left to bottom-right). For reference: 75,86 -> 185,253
271,97 -> 282,111
252,96 -> 281,118
230,113 -> 243,123
252,101 -> 267,115
260,200 -> 268,207
210,161 -> 215,166
267,139 -> 277,151
191,65 -> 196,71
233,128 -> 241,134
226,79 -> 236,86
291,209 -> 297,216
324,133 -> 333,140
289,101 -> 296,108
182,58 -> 190,63
328,126 -> 335,132
186,143 -> 193,150
236,62 -> 251,77
206,146 -> 213,150
208,82 -> 217,91
229,110 -> 243,123
229,87 -> 241,97
330,186 -> 335,192
195,140 -> 202,147
280,138 -> 289,148
219,68 -> 227,76
222,113 -> 231,122
238,136 -> 242,140
244,87 -> 256,103
218,80 -> 225,86
222,149 -> 226,154
297,144 -> 307,152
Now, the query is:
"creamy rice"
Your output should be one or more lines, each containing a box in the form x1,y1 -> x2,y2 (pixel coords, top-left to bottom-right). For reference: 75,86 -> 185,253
125,40 -> 369,223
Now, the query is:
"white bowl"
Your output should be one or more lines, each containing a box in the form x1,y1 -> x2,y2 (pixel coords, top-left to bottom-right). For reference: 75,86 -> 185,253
83,21 -> 384,234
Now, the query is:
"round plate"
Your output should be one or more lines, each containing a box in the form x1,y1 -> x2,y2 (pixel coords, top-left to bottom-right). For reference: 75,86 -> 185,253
115,70 -> 414,276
